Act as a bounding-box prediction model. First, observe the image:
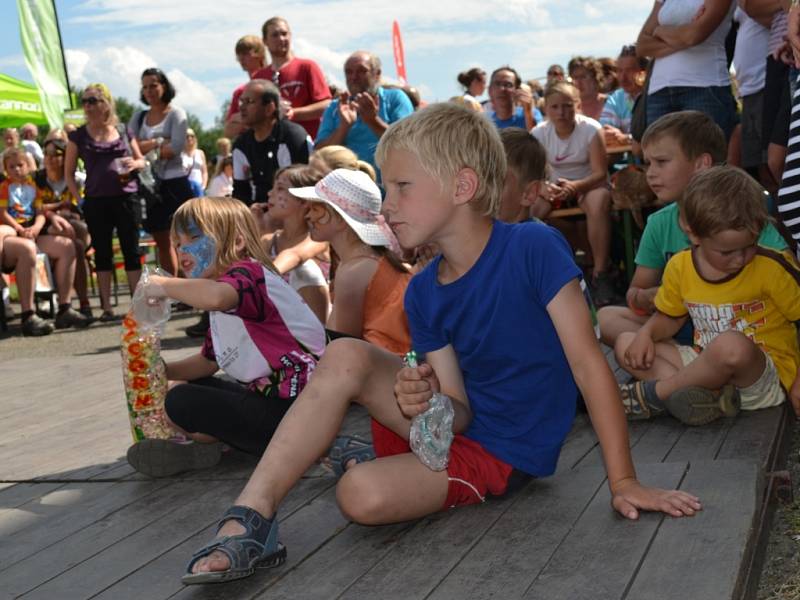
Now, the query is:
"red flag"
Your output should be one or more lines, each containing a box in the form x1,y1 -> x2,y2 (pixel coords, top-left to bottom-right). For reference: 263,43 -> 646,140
392,20 -> 407,86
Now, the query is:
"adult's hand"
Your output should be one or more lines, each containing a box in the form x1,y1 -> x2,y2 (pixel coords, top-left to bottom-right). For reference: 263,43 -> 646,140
354,92 -> 379,124
337,92 -> 358,127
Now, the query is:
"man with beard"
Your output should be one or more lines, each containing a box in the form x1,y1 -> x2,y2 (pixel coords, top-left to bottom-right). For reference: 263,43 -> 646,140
315,51 -> 414,170
252,16 -> 332,139
231,79 -> 311,206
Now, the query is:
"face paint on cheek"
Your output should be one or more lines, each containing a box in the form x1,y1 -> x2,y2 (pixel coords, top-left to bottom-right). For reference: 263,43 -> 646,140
182,235 -> 216,278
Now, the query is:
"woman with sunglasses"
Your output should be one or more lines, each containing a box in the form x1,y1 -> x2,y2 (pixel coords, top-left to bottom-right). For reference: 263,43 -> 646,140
129,68 -> 192,275
65,83 -> 146,321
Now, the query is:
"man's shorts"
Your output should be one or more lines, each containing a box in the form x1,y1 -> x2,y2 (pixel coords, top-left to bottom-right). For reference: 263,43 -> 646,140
370,419 -> 529,510
676,345 -> 785,410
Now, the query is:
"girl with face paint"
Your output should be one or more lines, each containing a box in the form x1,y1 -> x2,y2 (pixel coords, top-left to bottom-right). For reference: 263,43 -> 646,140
126,197 -> 326,486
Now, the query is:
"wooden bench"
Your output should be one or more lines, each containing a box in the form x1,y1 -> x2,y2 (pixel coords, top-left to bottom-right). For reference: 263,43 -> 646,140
0,350 -> 790,599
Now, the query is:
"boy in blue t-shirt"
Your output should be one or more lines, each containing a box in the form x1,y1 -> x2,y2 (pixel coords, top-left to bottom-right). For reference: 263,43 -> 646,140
598,111 -> 788,348
181,104 -> 701,586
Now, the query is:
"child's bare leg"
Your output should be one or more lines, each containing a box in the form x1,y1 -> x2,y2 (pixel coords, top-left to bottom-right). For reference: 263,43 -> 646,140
72,239 -> 90,307
653,331 -> 766,400
36,234 -> 76,305
598,306 -> 648,346
3,237 -> 36,312
336,453 -> 448,525
579,187 -> 612,275
614,331 -> 685,381
191,338 -> 406,575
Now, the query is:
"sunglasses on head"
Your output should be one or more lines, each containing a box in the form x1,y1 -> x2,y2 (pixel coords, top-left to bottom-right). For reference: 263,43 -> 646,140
81,96 -> 101,106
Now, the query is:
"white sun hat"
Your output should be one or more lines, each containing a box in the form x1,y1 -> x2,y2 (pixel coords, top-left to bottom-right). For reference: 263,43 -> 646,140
289,168 -> 400,252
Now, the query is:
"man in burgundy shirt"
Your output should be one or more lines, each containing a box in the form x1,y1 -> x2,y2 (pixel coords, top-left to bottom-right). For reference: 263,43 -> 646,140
251,16 -> 332,139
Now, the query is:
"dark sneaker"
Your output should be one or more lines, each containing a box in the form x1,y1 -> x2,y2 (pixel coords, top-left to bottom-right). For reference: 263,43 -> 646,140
127,439 -> 222,477
185,311 -> 210,338
79,305 -> 95,320
55,307 -> 92,329
22,314 -> 54,337
663,385 -> 741,426
591,271 -> 618,308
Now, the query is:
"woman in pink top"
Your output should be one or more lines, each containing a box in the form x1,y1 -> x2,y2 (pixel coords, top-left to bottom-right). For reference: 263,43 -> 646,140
126,196 -> 326,478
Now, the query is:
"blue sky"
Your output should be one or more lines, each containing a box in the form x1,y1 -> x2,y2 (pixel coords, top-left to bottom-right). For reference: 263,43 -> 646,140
0,0 -> 652,128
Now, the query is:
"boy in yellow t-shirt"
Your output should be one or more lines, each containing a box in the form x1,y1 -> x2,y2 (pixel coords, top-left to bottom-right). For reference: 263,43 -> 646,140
616,166 -> 800,425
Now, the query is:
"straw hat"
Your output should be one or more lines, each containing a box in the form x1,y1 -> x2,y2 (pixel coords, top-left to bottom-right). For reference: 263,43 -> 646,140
289,168 -> 400,252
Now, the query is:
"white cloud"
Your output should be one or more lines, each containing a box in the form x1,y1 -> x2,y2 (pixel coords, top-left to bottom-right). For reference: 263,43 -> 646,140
66,46 -> 219,122
55,0 -> 652,124
584,4 -> 602,18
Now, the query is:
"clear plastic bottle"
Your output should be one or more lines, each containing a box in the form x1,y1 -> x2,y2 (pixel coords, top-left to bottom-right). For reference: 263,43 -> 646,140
405,351 -> 455,471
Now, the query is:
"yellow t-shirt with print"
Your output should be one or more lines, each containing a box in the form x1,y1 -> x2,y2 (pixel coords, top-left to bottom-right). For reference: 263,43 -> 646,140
655,247 -> 800,391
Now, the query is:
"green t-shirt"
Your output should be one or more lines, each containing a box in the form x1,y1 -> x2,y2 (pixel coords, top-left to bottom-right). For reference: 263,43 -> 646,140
635,202 -> 788,270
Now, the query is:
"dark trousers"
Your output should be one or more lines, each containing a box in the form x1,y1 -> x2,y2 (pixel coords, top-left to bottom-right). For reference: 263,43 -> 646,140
164,376 -> 292,456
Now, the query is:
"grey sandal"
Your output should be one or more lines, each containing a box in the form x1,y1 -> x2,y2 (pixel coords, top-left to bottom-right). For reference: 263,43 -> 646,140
182,505 -> 286,585
325,435 -> 376,478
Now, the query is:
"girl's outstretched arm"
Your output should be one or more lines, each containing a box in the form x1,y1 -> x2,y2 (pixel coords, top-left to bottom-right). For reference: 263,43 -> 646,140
146,275 -> 238,312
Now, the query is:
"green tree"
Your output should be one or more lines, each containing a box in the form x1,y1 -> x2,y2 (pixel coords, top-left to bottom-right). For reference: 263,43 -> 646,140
115,96 -> 137,127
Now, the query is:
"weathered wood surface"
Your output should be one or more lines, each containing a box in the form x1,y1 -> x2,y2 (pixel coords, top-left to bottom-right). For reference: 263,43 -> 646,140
0,348 -> 788,600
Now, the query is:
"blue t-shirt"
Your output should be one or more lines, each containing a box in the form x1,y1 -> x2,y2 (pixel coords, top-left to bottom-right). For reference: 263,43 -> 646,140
489,106 -> 543,130
315,86 -> 414,169
404,220 -> 581,476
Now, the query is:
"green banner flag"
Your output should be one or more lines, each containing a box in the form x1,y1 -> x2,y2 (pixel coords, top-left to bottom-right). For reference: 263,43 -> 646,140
0,73 -> 48,128
17,0 -> 71,128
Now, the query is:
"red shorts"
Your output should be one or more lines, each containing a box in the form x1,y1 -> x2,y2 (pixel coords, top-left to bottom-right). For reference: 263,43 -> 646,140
370,418 -> 516,510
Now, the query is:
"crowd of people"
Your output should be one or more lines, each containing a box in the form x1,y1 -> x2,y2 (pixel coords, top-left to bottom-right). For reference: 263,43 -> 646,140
4,2 -> 800,586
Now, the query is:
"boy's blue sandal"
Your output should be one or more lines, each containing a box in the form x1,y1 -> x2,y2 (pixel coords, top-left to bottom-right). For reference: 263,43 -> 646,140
326,435 -> 376,478
663,385 -> 741,426
181,505 -> 286,585
619,381 -> 664,420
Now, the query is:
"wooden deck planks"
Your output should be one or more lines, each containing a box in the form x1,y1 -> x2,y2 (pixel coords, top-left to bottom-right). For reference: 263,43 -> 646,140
523,462 -> 688,600
0,345 -> 789,599
626,459 -> 761,600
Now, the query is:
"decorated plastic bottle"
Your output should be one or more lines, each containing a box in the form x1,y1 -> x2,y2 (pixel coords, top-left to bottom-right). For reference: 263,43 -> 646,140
405,351 -> 455,471
121,265 -> 176,441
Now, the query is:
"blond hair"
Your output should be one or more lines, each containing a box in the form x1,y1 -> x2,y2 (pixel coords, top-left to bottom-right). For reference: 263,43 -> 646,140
2,146 -> 29,170
310,145 -> 376,181
83,83 -> 118,126
680,166 -> 769,238
375,102 -> 506,217
235,35 -> 266,59
171,197 -> 278,276
543,81 -> 579,103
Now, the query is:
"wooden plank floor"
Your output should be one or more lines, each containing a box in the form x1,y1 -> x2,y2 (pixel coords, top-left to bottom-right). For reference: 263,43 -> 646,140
0,346 -> 788,599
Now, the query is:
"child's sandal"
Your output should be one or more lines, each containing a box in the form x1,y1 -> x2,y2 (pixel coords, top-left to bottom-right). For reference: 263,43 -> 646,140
619,381 -> 661,420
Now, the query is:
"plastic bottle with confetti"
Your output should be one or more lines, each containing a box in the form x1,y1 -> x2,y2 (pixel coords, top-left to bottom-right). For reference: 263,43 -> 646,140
121,265 -> 176,442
